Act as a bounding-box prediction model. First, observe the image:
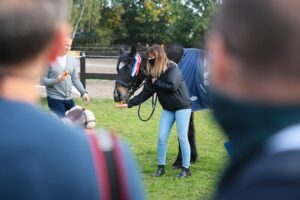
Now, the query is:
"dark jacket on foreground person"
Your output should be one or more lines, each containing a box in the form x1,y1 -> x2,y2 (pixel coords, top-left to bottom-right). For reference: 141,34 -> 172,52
213,95 -> 300,200
128,61 -> 191,111
0,98 -> 145,200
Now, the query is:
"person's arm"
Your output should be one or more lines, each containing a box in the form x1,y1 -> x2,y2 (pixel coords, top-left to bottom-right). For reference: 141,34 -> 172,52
127,80 -> 155,108
71,59 -> 87,97
40,66 -> 58,86
154,67 -> 182,92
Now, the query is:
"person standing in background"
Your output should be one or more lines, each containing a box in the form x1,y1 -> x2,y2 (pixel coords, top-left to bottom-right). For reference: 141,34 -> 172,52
41,37 -> 89,118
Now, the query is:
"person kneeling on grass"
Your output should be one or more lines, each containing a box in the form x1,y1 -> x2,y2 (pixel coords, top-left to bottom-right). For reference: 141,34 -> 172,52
117,45 -> 192,178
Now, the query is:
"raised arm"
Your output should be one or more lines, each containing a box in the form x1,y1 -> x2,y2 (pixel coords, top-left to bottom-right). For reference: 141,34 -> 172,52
40,66 -> 57,86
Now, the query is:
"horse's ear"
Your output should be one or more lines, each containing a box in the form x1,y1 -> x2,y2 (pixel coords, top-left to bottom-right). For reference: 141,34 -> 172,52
130,46 -> 137,57
119,47 -> 125,56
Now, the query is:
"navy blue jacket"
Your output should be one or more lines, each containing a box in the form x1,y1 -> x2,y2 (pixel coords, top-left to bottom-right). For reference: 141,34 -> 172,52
0,99 -> 144,200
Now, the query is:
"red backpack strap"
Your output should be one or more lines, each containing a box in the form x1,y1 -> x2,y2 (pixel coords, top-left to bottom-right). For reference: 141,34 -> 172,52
87,131 -> 111,200
87,129 -> 131,200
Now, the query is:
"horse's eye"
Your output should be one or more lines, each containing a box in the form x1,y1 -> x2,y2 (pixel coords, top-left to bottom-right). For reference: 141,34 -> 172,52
125,60 -> 133,68
125,64 -> 132,71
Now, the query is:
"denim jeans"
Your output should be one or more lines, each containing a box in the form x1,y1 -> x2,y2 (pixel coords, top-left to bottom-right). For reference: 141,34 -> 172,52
157,109 -> 191,168
47,97 -> 75,118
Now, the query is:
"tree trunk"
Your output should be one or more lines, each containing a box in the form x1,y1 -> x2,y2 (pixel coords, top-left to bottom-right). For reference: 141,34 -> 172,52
72,0 -> 87,39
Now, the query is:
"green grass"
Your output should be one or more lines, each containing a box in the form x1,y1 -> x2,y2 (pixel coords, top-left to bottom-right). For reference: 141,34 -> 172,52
40,98 -> 228,200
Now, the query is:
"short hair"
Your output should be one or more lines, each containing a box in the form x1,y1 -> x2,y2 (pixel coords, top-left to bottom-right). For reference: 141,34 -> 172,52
213,0 -> 300,76
0,0 -> 68,67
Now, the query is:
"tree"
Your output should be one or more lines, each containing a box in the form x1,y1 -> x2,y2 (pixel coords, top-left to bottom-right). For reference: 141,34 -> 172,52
69,0 -> 87,38
69,0 -> 219,47
69,0 -> 101,38
97,0 -> 127,45
166,0 -> 218,47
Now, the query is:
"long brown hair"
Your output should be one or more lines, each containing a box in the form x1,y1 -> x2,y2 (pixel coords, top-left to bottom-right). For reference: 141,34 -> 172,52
147,45 -> 169,78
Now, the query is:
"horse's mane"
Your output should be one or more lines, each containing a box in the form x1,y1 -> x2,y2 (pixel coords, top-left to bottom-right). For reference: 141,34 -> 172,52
119,44 -> 184,65
135,45 -> 148,52
134,44 -> 184,64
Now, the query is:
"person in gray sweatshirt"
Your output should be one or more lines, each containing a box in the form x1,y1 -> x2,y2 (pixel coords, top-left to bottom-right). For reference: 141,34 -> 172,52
41,37 -> 89,117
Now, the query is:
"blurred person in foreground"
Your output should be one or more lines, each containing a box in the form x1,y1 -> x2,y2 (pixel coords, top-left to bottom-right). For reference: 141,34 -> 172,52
41,36 -> 89,118
0,0 -> 145,199
208,0 -> 300,199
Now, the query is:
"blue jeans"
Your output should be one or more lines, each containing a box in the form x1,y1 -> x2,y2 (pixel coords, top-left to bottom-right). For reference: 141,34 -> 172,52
158,109 -> 191,168
47,97 -> 75,118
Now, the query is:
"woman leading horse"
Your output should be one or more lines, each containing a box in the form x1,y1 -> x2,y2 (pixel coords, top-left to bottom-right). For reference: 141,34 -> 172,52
116,45 -> 192,178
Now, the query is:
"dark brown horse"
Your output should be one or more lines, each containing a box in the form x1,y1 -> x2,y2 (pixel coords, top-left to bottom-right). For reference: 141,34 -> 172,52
113,46 -> 197,168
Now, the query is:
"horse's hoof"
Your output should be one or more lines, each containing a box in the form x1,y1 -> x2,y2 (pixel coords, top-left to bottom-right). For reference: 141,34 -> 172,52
172,165 -> 181,170
172,162 -> 182,169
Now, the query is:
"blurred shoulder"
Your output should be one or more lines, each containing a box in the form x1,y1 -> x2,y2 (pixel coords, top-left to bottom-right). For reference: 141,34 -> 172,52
233,150 -> 300,191
219,151 -> 300,200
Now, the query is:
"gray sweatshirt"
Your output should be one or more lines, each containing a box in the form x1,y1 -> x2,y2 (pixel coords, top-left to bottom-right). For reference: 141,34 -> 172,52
41,55 -> 86,100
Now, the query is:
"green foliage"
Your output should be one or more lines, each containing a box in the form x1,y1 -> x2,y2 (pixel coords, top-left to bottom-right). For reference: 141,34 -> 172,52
70,0 -> 101,32
95,27 -> 113,46
166,0 -> 218,47
125,0 -> 175,44
70,0 -> 219,47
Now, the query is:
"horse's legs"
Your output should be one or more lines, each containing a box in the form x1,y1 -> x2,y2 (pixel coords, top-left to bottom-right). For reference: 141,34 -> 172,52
172,112 -> 197,168
189,113 -> 197,162
172,142 -> 183,169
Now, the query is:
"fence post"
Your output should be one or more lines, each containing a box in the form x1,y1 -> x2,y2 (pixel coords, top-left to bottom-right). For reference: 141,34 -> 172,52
80,51 -> 86,88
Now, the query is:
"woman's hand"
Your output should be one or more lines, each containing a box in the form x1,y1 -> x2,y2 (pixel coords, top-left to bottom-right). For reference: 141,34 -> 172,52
115,103 -> 128,109
152,78 -> 157,84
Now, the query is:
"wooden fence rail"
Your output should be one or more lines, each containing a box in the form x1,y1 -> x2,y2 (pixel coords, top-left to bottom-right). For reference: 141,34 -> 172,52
79,52 -> 117,88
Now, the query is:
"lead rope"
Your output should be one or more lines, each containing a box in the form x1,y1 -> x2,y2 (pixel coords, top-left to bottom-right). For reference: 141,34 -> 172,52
128,79 -> 157,122
137,92 -> 157,122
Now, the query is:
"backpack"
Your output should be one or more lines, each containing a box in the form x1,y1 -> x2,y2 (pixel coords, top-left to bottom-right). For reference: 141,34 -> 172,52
87,129 -> 131,200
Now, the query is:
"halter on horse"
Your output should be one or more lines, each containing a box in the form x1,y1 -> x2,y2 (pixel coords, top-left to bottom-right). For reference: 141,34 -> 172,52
114,46 -> 158,121
114,46 -> 147,103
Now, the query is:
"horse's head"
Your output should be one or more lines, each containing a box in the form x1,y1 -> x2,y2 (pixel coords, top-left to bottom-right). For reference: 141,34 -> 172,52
113,46 -> 147,103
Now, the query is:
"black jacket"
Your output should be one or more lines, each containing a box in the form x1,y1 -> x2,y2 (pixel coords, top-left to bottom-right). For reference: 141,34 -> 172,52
217,150 -> 300,200
128,62 -> 191,111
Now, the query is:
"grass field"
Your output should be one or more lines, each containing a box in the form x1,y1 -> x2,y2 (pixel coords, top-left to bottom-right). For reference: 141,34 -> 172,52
40,98 -> 228,200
